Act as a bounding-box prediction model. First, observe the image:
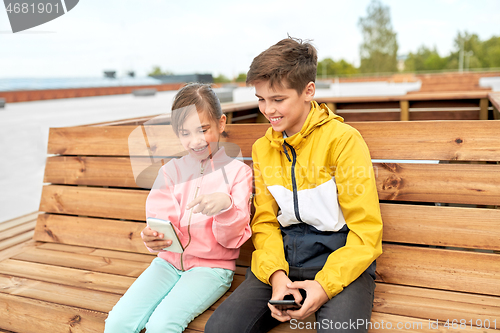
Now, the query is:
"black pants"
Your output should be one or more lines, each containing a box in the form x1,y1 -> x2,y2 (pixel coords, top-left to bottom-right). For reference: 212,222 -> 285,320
205,267 -> 375,333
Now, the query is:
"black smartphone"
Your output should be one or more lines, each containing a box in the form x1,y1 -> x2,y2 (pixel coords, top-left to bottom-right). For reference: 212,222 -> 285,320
268,299 -> 301,311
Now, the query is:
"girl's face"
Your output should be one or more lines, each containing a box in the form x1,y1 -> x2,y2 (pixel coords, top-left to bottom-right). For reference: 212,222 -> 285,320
178,109 -> 226,161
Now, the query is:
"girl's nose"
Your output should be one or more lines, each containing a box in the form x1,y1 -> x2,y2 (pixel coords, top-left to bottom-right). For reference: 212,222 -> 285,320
194,133 -> 206,145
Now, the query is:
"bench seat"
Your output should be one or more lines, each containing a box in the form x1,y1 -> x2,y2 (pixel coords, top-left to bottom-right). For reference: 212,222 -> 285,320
0,120 -> 499,332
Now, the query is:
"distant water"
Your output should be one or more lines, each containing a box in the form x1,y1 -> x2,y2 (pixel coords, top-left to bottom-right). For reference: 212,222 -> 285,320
0,77 -> 162,91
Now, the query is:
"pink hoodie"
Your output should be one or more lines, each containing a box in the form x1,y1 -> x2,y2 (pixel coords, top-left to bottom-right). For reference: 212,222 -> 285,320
145,147 -> 252,271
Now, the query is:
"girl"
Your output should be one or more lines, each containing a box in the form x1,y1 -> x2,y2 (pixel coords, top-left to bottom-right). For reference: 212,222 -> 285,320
105,83 -> 253,333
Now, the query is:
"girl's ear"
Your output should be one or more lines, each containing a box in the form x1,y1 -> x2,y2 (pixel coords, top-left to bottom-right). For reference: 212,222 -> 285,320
218,114 -> 227,133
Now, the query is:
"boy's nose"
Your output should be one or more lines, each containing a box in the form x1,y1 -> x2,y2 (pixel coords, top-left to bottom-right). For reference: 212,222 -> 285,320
263,104 -> 274,116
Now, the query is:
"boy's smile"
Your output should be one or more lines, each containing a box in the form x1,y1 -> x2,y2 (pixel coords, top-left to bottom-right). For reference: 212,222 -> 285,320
254,80 -> 315,137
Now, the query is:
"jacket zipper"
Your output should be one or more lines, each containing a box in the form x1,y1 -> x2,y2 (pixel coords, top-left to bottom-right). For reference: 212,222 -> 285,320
180,160 -> 205,271
283,142 -> 304,223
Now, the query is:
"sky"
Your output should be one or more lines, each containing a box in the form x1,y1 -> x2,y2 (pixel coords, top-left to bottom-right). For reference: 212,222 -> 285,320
1,0 -> 499,79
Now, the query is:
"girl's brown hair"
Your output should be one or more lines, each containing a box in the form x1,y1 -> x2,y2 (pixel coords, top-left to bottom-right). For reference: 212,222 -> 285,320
170,83 -> 223,136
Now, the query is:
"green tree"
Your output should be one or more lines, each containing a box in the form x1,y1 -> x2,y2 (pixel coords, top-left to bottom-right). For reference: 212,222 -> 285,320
213,74 -> 231,83
318,58 -> 358,77
451,31 -> 482,70
404,46 -> 446,72
481,36 -> 500,68
358,0 -> 398,73
148,66 -> 174,76
234,73 -> 247,82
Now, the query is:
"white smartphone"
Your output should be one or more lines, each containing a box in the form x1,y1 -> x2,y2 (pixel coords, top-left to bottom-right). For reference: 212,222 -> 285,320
146,217 -> 184,253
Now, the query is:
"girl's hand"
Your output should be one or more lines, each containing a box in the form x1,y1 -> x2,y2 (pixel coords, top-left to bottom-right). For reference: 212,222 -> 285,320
141,226 -> 172,251
268,270 -> 303,322
186,192 -> 231,216
285,280 -> 329,320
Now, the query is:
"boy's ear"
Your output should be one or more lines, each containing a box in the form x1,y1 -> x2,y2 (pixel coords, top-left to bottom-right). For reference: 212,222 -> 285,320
304,82 -> 315,101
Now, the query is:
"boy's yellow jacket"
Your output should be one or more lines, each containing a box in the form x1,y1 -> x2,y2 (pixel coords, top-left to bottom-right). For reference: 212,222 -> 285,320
251,101 -> 383,299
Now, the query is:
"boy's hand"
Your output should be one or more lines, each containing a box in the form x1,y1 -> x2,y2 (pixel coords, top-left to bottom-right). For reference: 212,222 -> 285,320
268,270 -> 303,322
141,226 -> 172,251
186,193 -> 231,216
285,280 -> 329,320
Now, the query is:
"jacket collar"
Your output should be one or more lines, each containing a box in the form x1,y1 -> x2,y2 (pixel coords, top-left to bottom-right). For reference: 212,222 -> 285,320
265,101 -> 344,152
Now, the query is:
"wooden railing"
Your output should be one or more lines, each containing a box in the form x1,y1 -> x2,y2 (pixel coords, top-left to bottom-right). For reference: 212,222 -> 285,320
84,91 -> 499,127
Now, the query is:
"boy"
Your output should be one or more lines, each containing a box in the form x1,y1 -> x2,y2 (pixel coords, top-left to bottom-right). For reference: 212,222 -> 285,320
206,37 -> 383,333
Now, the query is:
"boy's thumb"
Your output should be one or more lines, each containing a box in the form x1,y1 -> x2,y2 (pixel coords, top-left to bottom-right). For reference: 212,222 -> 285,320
287,281 -> 302,289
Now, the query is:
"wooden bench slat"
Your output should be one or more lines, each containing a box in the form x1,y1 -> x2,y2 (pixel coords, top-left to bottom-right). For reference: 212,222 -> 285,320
39,185 -> 148,221
189,302 -> 499,333
37,243 -> 155,262
0,231 -> 35,252
0,293 -> 105,333
354,120 -> 500,162
44,156 -> 144,188
12,247 -> 151,277
374,283 -> 500,324
0,211 -> 39,232
44,157 -> 500,207
381,204 -> 500,251
0,240 -> 36,263
0,221 -> 36,242
376,163 -> 500,205
47,124 -> 266,158
0,274 -> 119,313
368,312 -> 498,333
0,259 -> 134,294
44,155 -> 251,189
47,121 -> 500,161
34,214 -> 148,253
377,244 -> 500,296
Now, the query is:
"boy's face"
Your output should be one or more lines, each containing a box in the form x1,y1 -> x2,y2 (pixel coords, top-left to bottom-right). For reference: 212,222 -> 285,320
254,80 -> 315,137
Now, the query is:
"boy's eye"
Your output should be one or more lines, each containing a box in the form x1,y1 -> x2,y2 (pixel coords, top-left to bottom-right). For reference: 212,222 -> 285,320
275,99 -> 283,102
258,98 -> 264,102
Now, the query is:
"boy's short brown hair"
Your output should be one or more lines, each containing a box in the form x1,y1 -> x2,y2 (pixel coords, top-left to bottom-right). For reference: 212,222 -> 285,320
246,37 -> 317,95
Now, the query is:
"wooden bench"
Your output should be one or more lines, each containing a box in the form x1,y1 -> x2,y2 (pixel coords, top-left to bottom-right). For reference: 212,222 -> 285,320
0,119 -> 499,333
0,212 -> 39,261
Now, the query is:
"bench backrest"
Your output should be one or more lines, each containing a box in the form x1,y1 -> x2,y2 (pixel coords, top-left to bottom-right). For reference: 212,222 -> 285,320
36,120 -> 500,297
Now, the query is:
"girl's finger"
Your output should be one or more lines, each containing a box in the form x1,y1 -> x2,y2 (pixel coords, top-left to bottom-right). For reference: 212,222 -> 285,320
186,196 -> 202,210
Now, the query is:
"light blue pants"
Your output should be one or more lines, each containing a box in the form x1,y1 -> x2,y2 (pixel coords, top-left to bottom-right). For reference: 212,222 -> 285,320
104,257 -> 234,333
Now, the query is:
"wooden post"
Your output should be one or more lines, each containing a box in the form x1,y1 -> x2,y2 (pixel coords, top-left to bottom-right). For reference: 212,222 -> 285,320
400,100 -> 410,121
226,112 -> 233,124
479,98 -> 489,120
493,106 -> 500,120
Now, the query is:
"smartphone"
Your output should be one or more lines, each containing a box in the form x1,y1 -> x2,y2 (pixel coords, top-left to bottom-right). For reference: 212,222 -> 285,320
268,299 -> 302,311
146,217 -> 184,253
